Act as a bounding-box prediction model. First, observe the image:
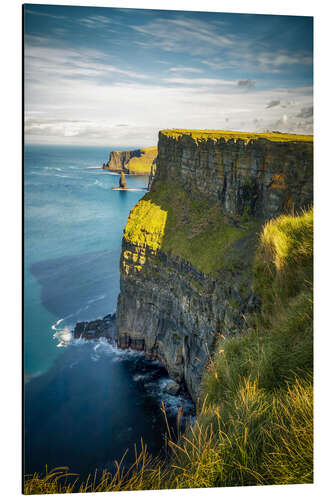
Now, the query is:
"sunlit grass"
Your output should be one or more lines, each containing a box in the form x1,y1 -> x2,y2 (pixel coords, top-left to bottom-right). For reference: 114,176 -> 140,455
124,199 -> 167,252
162,129 -> 313,143
126,146 -> 157,174
125,180 -> 261,276
254,207 -> 313,316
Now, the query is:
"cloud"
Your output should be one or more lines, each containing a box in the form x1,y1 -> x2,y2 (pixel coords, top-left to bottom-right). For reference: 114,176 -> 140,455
266,100 -> 280,109
257,52 -> 313,68
25,75 -> 313,146
201,48 -> 312,75
25,44 -> 149,84
130,16 -> 234,56
296,106 -> 313,119
169,67 -> 204,73
77,15 -> 118,29
163,77 -> 236,86
24,18 -> 313,146
237,79 -> 255,88
24,8 -> 66,20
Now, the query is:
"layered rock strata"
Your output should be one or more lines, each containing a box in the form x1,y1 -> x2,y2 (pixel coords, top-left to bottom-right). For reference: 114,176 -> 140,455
156,131 -> 313,220
116,130 -> 313,400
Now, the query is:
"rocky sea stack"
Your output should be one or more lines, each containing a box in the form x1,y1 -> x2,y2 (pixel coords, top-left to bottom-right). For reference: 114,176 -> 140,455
119,171 -> 127,188
116,129 -> 313,400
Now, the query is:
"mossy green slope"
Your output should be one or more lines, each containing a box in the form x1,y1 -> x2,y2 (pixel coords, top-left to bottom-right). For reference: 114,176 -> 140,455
124,179 -> 262,276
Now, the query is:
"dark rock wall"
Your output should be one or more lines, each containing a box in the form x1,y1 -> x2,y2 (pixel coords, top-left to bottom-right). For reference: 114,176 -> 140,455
156,132 -> 313,220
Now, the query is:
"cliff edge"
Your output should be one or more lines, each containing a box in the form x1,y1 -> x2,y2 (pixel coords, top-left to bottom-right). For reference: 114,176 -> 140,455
116,129 -> 313,399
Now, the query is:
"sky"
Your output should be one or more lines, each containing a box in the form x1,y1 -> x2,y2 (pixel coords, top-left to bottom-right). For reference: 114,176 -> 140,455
24,4 -> 313,147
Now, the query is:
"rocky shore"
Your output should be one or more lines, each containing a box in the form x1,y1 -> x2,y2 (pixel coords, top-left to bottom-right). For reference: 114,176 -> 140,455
73,313 -> 116,341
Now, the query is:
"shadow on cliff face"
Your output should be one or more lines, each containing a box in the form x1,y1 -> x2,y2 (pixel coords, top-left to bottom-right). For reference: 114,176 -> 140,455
30,250 -> 120,324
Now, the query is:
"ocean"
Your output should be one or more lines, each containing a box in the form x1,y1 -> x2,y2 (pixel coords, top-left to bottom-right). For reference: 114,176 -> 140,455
24,145 -> 194,478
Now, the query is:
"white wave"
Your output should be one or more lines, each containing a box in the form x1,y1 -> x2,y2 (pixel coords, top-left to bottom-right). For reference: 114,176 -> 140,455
25,370 -> 43,384
90,354 -> 100,362
112,188 -> 147,192
54,173 -> 73,178
53,325 -> 72,348
51,318 -> 64,330
87,294 -> 106,304
133,373 -> 150,382
86,166 -> 102,169
83,179 -> 109,190
52,318 -> 72,347
83,171 -> 113,175
151,378 -> 195,417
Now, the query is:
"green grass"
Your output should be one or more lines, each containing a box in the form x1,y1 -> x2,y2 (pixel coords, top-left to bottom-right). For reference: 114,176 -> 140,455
162,129 -> 313,144
127,146 -> 157,174
253,208 -> 313,319
124,180 -> 261,276
25,208 -> 313,493
124,199 -> 167,252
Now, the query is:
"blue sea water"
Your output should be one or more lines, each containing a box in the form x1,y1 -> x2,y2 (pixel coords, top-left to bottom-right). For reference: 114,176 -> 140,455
24,145 -> 194,478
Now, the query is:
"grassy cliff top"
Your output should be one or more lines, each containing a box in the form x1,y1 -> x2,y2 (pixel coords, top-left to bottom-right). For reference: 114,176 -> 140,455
112,146 -> 156,154
126,146 -> 157,174
161,129 -> 313,144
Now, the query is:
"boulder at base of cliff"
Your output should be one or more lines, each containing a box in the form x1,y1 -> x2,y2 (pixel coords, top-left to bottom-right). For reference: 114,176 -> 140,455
163,381 -> 181,396
73,314 -> 115,340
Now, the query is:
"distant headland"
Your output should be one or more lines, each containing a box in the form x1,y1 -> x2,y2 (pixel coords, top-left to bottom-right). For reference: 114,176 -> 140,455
102,146 -> 157,175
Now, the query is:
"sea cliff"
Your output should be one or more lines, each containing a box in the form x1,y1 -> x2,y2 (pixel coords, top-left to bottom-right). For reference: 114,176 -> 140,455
103,146 -> 157,175
116,129 -> 313,400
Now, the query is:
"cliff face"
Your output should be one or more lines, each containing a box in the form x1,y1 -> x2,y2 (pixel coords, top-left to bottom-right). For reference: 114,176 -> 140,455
103,146 -> 157,175
116,130 -> 313,400
156,131 -> 313,219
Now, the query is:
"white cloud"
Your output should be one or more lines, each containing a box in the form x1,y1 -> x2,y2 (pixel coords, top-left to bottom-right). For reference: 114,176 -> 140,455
24,8 -> 66,20
201,49 -> 313,74
24,36 -> 313,146
130,16 -> 234,55
25,71 -> 313,146
257,53 -> 313,67
25,44 -> 149,83
163,77 -> 236,86
266,100 -> 280,109
169,67 -> 204,73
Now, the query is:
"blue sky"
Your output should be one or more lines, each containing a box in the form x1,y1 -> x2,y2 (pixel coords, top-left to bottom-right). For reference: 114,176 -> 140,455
24,4 -> 313,146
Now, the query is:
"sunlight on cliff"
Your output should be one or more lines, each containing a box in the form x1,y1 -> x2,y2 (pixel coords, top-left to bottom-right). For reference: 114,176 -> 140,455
122,200 -> 167,274
162,129 -> 313,144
